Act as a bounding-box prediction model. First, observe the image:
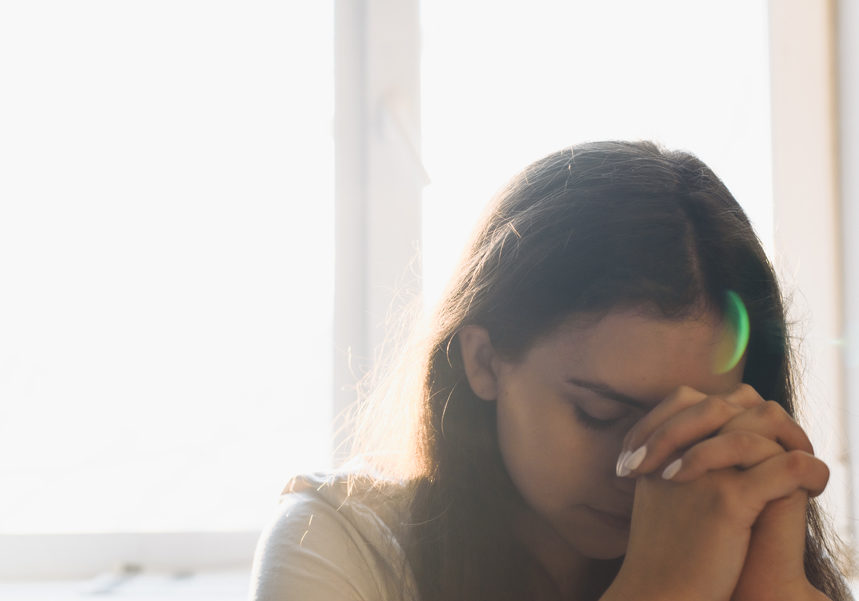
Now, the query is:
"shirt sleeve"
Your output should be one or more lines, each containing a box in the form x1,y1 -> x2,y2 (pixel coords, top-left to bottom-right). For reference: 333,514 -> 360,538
248,491 -> 391,601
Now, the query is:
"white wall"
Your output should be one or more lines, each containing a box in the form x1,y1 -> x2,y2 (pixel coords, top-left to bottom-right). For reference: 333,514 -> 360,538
770,0 -> 851,553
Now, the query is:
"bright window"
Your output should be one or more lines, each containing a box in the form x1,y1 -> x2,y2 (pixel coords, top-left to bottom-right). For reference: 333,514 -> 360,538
0,1 -> 334,533
421,0 -> 772,305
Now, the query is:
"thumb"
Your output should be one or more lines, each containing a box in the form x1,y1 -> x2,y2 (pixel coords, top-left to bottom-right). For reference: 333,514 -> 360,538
732,490 -> 809,601
750,490 -> 808,563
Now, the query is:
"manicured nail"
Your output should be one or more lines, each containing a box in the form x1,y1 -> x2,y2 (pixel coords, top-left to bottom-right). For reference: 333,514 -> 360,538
662,459 -> 682,480
615,450 -> 631,477
618,445 -> 647,477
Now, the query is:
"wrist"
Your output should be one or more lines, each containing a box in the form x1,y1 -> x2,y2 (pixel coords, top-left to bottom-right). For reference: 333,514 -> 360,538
731,583 -> 830,601
600,576 -> 702,601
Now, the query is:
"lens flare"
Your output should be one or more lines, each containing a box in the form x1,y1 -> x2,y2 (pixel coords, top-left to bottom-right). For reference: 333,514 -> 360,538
714,290 -> 750,374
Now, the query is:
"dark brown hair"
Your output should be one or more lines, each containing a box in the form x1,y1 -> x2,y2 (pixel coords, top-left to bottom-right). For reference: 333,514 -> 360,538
351,140 -> 852,600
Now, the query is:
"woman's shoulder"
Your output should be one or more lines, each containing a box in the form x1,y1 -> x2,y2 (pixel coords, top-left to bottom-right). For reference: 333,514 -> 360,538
249,471 -> 419,601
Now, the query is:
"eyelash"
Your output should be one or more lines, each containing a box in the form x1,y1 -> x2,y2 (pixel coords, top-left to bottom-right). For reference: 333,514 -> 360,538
572,405 -> 622,430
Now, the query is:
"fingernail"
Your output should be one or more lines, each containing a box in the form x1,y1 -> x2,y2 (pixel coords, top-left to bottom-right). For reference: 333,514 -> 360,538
662,458 -> 682,480
615,450 -> 631,477
618,445 -> 647,477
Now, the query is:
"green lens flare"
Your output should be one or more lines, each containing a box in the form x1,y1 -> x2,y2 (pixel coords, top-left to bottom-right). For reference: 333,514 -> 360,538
716,290 -> 750,374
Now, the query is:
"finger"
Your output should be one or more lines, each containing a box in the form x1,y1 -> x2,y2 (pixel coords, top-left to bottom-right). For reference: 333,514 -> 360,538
620,384 -> 763,468
621,385 -> 708,453
718,400 -> 814,455
738,450 -> 830,501
617,386 -> 708,476
619,388 -> 765,477
663,431 -> 785,482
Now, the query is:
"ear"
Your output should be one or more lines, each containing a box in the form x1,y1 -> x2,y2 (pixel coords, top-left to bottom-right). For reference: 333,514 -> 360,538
458,325 -> 500,401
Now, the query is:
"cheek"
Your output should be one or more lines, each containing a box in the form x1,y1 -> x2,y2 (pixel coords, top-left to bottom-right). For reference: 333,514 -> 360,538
496,395 -> 607,508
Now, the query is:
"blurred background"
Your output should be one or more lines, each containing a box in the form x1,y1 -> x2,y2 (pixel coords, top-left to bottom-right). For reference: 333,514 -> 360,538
0,0 -> 856,597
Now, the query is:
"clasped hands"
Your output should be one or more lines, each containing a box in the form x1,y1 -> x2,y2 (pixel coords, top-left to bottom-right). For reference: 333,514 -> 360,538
607,384 -> 831,601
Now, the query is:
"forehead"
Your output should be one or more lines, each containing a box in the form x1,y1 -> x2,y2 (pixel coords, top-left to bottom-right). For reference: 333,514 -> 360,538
525,309 -> 744,405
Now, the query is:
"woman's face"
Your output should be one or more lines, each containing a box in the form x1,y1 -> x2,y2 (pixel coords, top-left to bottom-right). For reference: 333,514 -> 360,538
490,309 -> 745,561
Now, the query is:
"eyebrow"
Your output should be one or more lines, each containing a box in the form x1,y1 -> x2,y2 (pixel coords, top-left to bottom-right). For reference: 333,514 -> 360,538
566,377 -> 652,410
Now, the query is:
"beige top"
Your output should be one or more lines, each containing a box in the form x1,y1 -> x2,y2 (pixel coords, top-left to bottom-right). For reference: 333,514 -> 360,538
249,472 -> 420,601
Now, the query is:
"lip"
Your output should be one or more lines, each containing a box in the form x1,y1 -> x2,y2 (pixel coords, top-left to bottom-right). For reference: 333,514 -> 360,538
587,506 -> 632,530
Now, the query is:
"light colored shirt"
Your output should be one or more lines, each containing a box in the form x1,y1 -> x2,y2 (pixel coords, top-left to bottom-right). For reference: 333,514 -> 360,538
249,473 -> 420,601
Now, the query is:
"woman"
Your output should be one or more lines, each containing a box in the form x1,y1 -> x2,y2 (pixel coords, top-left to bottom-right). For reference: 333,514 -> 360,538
250,141 -> 853,600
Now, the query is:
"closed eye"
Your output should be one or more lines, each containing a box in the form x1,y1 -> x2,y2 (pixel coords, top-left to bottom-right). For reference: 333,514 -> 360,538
572,404 -> 623,430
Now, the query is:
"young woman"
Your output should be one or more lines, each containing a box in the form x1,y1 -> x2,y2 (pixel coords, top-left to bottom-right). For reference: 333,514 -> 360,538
250,141 -> 853,601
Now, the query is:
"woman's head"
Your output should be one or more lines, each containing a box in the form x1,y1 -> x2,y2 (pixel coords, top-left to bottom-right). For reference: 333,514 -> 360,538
413,140 -> 790,474
433,140 -> 787,397
391,140 -> 792,596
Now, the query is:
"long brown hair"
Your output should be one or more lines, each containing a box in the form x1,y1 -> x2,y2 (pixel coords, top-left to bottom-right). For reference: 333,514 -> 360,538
348,141 -> 852,600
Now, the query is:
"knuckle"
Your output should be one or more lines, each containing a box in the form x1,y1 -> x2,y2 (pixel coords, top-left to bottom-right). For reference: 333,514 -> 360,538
821,461 -> 831,487
701,395 -> 734,420
673,384 -> 696,397
784,450 -> 809,475
734,383 -> 758,398
730,430 -> 756,455
731,383 -> 764,407
676,384 -> 701,401
818,457 -> 831,481
806,453 -> 830,473
665,385 -> 700,407
759,399 -> 787,420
